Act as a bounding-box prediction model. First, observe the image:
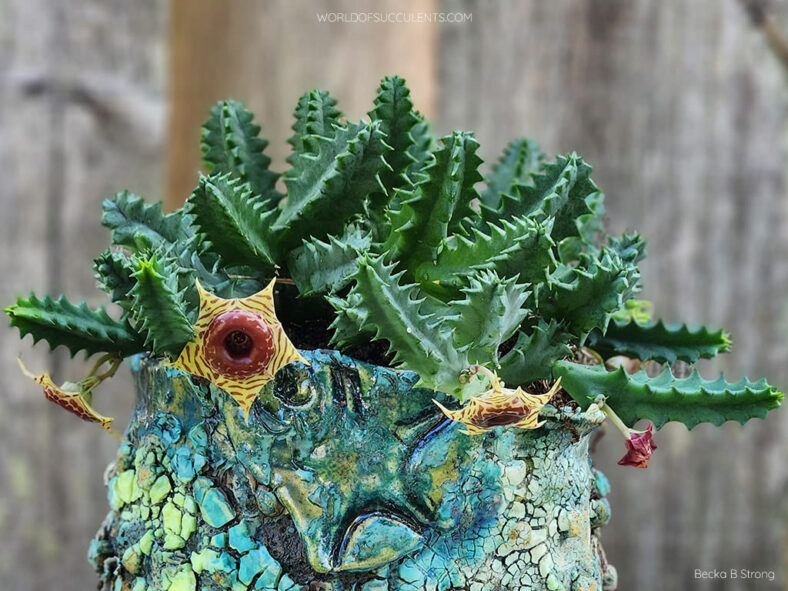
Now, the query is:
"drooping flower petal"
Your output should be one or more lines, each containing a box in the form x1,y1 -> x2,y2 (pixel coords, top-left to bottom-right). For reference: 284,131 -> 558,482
17,359 -> 115,432
617,422 -> 658,468
170,279 -> 307,419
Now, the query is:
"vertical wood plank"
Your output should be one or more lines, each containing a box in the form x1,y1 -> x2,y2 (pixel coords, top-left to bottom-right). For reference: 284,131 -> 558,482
166,0 -> 439,209
438,0 -> 788,588
0,1 -> 168,589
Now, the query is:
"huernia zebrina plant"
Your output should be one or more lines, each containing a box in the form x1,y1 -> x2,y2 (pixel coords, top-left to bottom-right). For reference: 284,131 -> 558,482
6,75 -> 783,466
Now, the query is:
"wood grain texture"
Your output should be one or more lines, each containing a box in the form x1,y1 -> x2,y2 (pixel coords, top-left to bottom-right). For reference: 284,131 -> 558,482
3,0 -> 787,589
0,1 -> 168,589
438,1 -> 788,588
166,0 -> 439,209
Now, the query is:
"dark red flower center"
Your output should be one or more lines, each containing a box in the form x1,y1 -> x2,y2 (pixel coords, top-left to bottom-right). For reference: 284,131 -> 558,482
204,309 -> 274,377
475,412 -> 524,428
224,330 -> 254,358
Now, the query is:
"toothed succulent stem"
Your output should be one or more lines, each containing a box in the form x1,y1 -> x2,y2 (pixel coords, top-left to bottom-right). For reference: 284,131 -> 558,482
5,74 -> 782,433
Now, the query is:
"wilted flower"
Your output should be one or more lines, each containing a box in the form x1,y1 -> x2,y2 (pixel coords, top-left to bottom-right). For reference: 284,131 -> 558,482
617,423 -> 658,468
171,279 -> 307,420
597,400 -> 659,469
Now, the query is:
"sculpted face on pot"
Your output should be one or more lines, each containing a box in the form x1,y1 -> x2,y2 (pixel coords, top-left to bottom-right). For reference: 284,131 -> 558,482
224,355 -> 483,574
102,350 -> 610,591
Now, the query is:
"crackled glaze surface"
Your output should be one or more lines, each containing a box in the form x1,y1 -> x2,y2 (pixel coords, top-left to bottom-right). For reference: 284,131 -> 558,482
89,350 -> 616,591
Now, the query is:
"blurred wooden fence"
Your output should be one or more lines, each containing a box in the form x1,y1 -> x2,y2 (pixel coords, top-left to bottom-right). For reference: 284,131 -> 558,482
0,1 -> 168,589
1,1 -> 786,589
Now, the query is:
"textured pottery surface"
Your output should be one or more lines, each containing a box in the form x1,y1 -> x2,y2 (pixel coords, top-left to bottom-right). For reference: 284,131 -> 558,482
89,350 -> 616,591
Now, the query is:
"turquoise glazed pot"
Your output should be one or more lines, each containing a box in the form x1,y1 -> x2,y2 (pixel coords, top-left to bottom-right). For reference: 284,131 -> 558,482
89,350 -> 616,591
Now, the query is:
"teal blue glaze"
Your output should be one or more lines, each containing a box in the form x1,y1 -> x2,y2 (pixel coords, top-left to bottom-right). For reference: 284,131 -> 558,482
276,573 -> 300,591
217,551 -> 236,573
337,514 -> 424,572
594,468 -> 611,498
239,546 -> 280,585
191,476 -> 211,504
172,445 -> 203,481
187,423 -> 208,448
229,520 -> 257,553
126,354 -> 142,373
197,487 -> 236,528
90,350 -> 616,590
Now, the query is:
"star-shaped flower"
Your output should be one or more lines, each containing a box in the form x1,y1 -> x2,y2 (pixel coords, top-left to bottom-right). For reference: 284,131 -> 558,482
434,365 -> 562,435
171,279 -> 307,419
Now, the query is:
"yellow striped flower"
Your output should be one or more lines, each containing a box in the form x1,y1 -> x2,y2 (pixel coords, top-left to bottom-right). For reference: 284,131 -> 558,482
18,358 -> 116,433
171,279 -> 307,420
434,367 -> 561,435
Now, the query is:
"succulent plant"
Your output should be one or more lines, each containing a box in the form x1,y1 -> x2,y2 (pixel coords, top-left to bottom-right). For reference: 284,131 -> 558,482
6,75 -> 783,439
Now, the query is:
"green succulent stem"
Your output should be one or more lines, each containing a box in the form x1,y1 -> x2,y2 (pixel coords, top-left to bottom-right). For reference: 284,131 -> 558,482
553,360 -> 783,429
5,75 -> 782,431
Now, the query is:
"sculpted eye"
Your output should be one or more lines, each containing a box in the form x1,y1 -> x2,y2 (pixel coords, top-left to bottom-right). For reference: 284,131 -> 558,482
272,363 -> 315,408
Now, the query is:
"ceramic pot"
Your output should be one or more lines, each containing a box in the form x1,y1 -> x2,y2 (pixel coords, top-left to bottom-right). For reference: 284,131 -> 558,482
89,350 -> 616,591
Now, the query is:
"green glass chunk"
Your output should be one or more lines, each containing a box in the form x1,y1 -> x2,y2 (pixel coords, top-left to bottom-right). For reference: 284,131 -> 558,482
162,501 -> 182,536
149,475 -> 172,505
139,530 -> 154,556
189,548 -> 219,575
167,568 -> 196,591
114,470 -> 139,505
